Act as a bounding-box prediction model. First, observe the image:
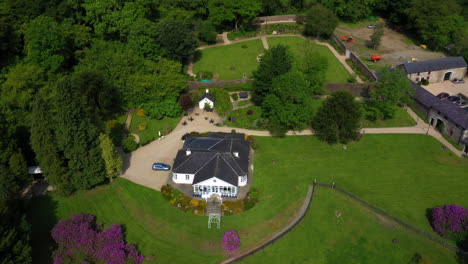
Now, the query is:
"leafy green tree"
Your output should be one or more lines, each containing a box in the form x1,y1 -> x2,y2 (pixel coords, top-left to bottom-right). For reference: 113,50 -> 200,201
262,71 -> 314,135
155,20 -> 199,61
71,70 -> 120,122
0,3 -> 21,66
198,20 -> 218,44
313,91 -> 362,144
260,0 -> 283,15
143,100 -> 182,119
127,18 -> 160,60
24,16 -> 65,72
54,77 -> 106,191
321,0 -> 376,22
365,68 -> 414,120
370,24 -> 384,50
75,41 -> 186,108
98,133 -> 122,182
208,0 -> 261,30
252,44 -> 293,104
407,0 -> 464,49
304,4 -> 338,38
30,95 -> 72,195
0,63 -> 46,127
0,166 -> 32,264
301,51 -> 328,94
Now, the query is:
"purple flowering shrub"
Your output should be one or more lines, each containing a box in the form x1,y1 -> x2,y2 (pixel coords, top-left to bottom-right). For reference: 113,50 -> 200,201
221,230 -> 240,254
431,205 -> 468,240
51,214 -> 144,264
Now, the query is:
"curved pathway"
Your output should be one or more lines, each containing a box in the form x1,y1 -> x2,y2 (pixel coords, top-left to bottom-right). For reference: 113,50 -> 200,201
121,106 -> 464,192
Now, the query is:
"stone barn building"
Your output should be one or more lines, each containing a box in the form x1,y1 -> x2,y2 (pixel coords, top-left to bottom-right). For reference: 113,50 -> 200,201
402,57 -> 467,83
412,82 -> 468,153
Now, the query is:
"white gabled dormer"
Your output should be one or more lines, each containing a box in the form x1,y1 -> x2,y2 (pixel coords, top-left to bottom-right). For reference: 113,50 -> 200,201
238,175 -> 247,186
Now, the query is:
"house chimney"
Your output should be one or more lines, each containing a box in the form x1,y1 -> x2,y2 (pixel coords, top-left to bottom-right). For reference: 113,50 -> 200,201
186,149 -> 191,156
206,89 -> 209,94
233,152 -> 239,158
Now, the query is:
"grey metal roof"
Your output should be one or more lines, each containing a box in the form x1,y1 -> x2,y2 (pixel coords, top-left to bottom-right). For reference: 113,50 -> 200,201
199,93 -> 214,102
173,134 -> 250,186
403,57 -> 467,74
413,82 -> 468,129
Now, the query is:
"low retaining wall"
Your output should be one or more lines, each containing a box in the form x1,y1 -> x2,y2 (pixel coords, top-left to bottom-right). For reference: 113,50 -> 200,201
255,15 -> 304,24
187,79 -> 253,90
325,82 -> 375,97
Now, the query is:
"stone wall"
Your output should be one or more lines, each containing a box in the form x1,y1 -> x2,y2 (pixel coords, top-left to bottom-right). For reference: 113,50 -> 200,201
325,82 -> 375,96
407,67 -> 467,83
187,79 -> 253,90
427,109 -> 465,145
255,15 -> 304,24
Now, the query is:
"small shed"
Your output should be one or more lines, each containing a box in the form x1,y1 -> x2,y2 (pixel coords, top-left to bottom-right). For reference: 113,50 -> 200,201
199,89 -> 215,109
239,92 -> 248,99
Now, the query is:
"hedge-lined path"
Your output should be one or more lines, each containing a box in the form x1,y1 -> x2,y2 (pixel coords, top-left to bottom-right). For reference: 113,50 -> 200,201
121,106 -> 464,193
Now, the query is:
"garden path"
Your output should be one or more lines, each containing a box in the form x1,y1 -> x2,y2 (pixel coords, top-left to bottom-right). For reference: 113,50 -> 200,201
120,105 -> 464,193
191,34 -> 363,82
261,37 -> 269,50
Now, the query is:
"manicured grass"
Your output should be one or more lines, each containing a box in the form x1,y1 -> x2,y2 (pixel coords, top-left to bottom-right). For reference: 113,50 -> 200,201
225,105 -> 264,130
240,188 -> 457,264
28,135 -> 467,263
129,114 -> 181,145
266,36 -> 353,83
193,40 -> 264,80
251,135 -> 468,240
237,99 -> 252,107
362,106 -> 417,128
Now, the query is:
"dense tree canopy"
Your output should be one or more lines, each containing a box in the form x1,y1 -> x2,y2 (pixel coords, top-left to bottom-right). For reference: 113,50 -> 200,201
313,91 -> 362,144
155,20 -> 199,61
304,4 -> 338,38
365,68 -> 414,120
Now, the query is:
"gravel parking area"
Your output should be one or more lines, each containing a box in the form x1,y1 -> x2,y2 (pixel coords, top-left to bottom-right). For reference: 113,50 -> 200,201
424,79 -> 468,97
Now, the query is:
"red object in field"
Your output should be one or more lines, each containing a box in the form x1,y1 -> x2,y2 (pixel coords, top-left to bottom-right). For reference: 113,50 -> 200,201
394,26 -> 401,32
347,36 -> 354,43
370,55 -> 381,62
340,35 -> 349,41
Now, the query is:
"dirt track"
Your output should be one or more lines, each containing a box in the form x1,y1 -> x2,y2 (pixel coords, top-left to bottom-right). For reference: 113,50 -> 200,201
335,21 -> 446,66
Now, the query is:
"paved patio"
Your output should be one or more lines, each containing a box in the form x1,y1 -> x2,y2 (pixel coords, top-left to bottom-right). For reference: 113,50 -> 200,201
424,78 -> 468,97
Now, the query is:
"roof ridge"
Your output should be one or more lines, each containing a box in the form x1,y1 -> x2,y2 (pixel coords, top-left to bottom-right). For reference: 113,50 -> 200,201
219,154 -> 244,176
192,153 -> 219,175
172,150 -> 195,171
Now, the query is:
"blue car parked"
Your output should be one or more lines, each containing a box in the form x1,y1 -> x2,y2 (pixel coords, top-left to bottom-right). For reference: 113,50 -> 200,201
152,162 -> 171,171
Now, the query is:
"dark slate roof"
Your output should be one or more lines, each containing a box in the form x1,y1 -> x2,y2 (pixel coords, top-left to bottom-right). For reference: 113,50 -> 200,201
239,92 -> 248,99
413,82 -> 468,129
199,93 -> 214,102
173,134 -> 250,186
208,132 -> 245,140
403,57 -> 467,74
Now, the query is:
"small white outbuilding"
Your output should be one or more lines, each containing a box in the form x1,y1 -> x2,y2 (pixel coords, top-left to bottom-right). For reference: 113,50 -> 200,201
198,89 -> 215,110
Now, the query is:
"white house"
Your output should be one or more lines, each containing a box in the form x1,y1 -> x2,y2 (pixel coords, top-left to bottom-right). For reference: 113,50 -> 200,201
198,89 -> 215,109
172,133 -> 250,199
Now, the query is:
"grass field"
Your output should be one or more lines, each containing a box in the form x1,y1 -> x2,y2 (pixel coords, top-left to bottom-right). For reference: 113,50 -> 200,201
240,188 -> 457,264
29,135 -> 468,263
193,40 -> 264,80
266,37 -> 353,83
129,114 -> 181,145
361,106 -> 416,128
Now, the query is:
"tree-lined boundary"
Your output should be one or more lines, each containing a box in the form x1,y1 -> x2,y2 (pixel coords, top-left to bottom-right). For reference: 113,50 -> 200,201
221,182 -> 467,263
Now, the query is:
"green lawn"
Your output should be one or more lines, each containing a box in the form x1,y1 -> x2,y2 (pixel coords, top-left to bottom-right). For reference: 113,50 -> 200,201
225,105 -> 264,130
29,135 -> 468,264
266,36 -> 353,83
193,40 -> 264,80
362,106 -> 417,128
237,99 -> 252,107
129,114 -> 181,145
240,188 -> 457,264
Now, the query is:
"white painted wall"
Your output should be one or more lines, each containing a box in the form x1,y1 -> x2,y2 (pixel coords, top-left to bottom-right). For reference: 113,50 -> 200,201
195,177 -> 234,187
199,98 -> 214,109
172,173 -> 194,184
238,175 -> 247,186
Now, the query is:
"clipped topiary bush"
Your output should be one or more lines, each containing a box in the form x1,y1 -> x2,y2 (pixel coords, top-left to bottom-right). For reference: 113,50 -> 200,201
222,230 -> 240,254
231,93 -> 238,101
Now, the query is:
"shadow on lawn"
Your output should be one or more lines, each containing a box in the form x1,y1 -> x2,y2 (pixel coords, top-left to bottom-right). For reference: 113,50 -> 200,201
28,195 -> 58,264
